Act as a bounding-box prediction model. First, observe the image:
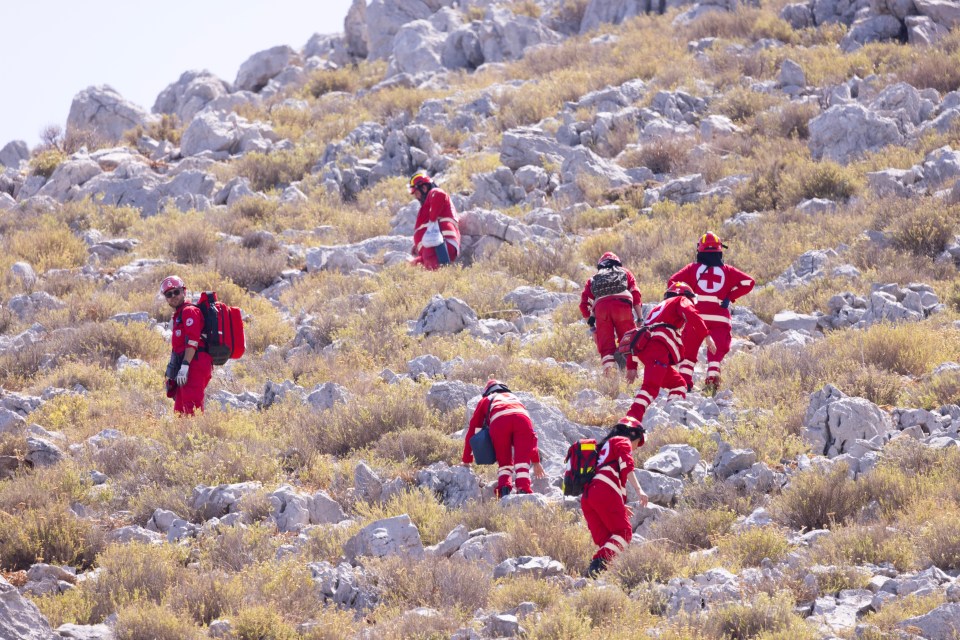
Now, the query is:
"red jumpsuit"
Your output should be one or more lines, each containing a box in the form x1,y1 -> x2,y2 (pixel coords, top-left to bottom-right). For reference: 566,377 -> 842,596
621,296 -> 709,428
579,269 -> 641,370
171,303 -> 213,415
462,392 -> 541,494
412,188 -> 460,270
582,436 -> 635,562
668,263 -> 754,385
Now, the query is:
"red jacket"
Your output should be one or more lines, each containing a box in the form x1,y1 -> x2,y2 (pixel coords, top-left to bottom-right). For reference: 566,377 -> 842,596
462,392 -> 541,464
171,303 -> 205,355
590,436 -> 635,500
668,263 -> 755,326
627,296 -> 708,370
413,188 -> 460,254
579,268 -> 642,318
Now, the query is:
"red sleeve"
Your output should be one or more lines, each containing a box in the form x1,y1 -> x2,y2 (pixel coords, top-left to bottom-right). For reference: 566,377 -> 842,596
427,189 -> 451,223
626,270 -> 642,306
680,298 -> 708,346
614,437 -> 635,485
181,306 -> 204,348
668,263 -> 697,290
580,279 -> 593,318
462,397 -> 490,464
725,265 -> 755,302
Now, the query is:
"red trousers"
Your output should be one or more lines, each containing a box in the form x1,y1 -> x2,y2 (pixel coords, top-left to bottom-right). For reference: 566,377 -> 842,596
413,243 -> 459,270
593,298 -> 636,368
625,342 -> 686,424
582,481 -> 632,561
174,352 -> 212,415
491,414 -> 538,493
679,322 -> 732,385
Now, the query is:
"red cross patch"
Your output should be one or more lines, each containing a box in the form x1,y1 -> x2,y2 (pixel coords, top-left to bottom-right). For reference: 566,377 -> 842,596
696,265 -> 725,293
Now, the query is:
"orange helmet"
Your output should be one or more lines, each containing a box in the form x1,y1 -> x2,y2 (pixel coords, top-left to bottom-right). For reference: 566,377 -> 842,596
408,171 -> 432,193
697,232 -> 727,253
666,281 -> 696,299
159,275 -> 185,295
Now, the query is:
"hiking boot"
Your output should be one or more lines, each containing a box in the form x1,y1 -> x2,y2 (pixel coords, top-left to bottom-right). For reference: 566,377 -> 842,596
516,487 -> 533,495
496,486 -> 513,499
703,375 -> 720,397
584,557 -> 608,578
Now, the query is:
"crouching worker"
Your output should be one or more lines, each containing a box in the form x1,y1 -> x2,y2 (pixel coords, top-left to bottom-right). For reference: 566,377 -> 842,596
581,423 -> 648,577
462,380 -> 546,498
160,276 -> 212,416
409,171 -> 460,270
619,281 -> 715,430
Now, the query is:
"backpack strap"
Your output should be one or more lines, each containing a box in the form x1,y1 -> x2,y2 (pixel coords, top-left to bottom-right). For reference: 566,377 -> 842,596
480,393 -> 497,430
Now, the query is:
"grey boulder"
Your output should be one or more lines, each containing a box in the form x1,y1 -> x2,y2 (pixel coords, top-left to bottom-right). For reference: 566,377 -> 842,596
67,85 -> 151,143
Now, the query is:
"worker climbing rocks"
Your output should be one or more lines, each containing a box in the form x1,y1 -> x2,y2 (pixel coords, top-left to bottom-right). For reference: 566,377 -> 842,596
579,252 -> 642,375
618,281 -> 715,429
462,380 -> 546,498
161,276 -> 213,415
667,232 -> 754,395
581,422 -> 648,577
409,171 -> 461,270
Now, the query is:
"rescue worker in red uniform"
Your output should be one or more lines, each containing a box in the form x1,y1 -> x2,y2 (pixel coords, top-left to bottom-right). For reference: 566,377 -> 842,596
161,276 -> 213,416
619,282 -> 716,429
668,232 -> 755,395
462,380 -> 546,498
581,423 -> 648,577
579,252 -> 643,375
409,172 -> 460,270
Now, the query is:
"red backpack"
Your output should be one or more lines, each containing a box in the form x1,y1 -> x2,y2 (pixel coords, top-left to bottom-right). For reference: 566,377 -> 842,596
192,291 -> 245,365
562,439 -> 605,497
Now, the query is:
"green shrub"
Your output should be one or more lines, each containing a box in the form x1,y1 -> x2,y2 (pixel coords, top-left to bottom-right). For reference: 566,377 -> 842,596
232,146 -> 321,192
716,526 -> 791,568
369,555 -> 492,611
114,602 -> 202,640
649,508 -> 736,552
84,543 -> 188,621
0,506 -> 104,571
716,87 -> 778,123
812,523 -> 917,572
575,586 -> 633,627
489,575 -> 564,611
8,216 -> 87,271
921,513 -> 960,570
701,592 -> 811,640
373,426 -> 461,466
214,244 -> 287,291
608,542 -> 686,590
771,463 -> 863,530
170,569 -> 243,625
231,605 -> 298,640
890,201 -> 960,257
30,149 -> 66,178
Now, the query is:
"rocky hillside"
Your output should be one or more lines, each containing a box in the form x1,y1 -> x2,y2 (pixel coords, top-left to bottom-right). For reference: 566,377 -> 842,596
1,0 -> 960,638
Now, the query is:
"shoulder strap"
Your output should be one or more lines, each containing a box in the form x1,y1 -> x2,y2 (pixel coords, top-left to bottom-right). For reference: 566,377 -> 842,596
481,394 -> 496,430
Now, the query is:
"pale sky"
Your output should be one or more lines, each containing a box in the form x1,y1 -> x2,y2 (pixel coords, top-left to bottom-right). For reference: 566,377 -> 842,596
0,0 -> 355,147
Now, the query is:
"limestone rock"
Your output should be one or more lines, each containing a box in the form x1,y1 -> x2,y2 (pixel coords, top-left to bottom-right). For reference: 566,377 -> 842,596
235,45 -> 298,93
67,85 -> 151,143
808,104 -> 904,164
343,514 -> 425,563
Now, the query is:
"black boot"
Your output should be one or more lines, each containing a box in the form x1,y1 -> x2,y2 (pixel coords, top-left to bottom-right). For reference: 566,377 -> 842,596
497,486 -> 512,499
584,556 -> 608,578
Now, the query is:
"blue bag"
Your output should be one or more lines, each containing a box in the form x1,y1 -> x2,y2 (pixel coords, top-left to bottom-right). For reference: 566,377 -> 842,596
469,398 -> 497,465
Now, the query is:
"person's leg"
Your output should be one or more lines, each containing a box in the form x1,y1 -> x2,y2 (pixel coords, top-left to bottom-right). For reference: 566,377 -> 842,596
176,352 -> 212,415
705,324 -> 732,391
678,323 -> 703,390
417,247 -> 440,270
622,344 -> 669,425
511,417 -> 537,493
593,300 -> 618,372
489,421 -> 515,497
664,365 -> 688,403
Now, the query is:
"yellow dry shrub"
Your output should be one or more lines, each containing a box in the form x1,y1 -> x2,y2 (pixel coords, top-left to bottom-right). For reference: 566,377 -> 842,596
368,555 -> 492,613
715,526 -> 792,569
8,215 -> 87,272
114,602 -> 203,640
770,463 -> 864,530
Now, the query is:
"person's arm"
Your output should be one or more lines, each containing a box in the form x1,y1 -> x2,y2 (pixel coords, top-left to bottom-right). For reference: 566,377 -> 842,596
462,398 -> 487,464
628,472 -> 648,508
681,299 -> 709,349
580,280 -> 593,320
725,266 -> 756,303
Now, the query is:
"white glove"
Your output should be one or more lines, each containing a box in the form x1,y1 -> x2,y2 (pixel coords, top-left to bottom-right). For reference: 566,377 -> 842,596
176,363 -> 190,386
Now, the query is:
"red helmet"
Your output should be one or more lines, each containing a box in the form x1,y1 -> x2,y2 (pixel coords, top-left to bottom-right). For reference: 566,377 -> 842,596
597,252 -> 621,267
483,379 -> 510,397
408,171 -> 432,193
159,275 -> 185,295
697,232 -> 727,253
666,281 -> 696,299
